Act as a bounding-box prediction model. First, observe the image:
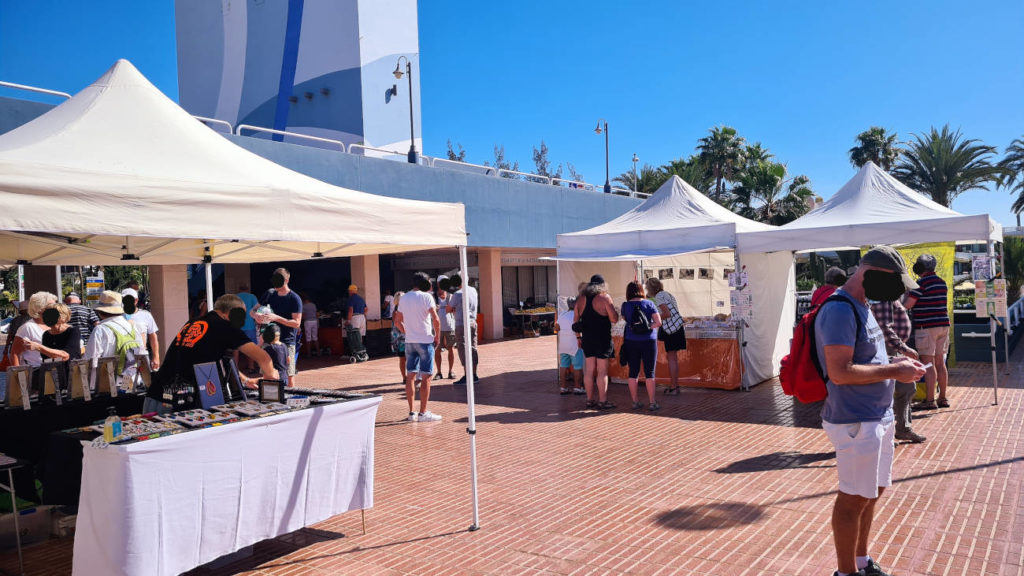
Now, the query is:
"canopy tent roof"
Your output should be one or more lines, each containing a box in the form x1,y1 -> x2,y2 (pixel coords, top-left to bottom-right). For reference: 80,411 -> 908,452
554,175 -> 774,261
0,60 -> 466,265
735,162 -> 1002,254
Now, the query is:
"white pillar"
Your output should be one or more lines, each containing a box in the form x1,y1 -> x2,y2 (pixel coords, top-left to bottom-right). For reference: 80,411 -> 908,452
477,248 -> 503,340
351,255 -> 382,319
149,265 -> 190,354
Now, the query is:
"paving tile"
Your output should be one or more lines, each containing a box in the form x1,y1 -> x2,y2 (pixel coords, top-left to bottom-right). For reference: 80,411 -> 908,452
14,336 -> 1024,575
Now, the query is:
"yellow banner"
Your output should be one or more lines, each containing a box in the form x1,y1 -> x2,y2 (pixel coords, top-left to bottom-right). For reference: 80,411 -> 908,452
862,242 -> 956,363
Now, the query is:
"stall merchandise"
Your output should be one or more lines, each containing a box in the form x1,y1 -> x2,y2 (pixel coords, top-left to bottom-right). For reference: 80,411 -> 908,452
158,408 -> 240,428
607,319 -> 744,390
73,396 -> 381,576
211,400 -> 292,417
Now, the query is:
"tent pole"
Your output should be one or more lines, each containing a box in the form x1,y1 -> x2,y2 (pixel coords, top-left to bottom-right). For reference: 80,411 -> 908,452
555,259 -> 560,387
999,241 -> 1010,375
735,251 -> 749,391
988,240 -> 999,405
55,265 -> 62,297
459,244 -> 480,531
17,264 -> 24,301
205,262 -> 214,312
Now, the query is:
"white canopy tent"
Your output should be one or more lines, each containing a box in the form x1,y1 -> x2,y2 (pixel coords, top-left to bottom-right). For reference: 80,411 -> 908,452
553,176 -> 797,387
736,161 -> 1005,402
736,162 -> 1002,254
0,60 -> 482,526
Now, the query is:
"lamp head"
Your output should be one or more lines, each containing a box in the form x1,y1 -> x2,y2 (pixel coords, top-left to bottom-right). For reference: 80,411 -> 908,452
594,121 -> 602,135
393,64 -> 404,79
632,153 -> 639,162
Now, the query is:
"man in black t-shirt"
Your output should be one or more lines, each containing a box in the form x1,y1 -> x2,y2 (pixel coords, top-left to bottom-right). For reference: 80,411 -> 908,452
144,294 -> 279,414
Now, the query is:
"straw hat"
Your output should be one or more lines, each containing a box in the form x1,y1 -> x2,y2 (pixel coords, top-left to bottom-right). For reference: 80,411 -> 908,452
95,290 -> 124,314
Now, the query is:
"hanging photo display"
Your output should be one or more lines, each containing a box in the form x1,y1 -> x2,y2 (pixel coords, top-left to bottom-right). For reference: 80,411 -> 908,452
730,290 -> 754,320
658,268 -> 674,280
698,268 -> 714,280
972,255 -> 993,281
679,268 -> 695,280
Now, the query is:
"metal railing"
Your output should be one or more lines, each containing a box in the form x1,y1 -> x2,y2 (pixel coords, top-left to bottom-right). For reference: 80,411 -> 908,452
498,169 -> 551,185
348,143 -> 433,166
552,178 -> 595,191
432,157 -> 495,175
236,124 -> 347,152
0,81 -> 72,100
193,115 -> 233,134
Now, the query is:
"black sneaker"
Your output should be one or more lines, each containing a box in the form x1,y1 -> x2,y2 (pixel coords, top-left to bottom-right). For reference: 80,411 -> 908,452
863,558 -> 891,576
832,571 -> 865,576
453,376 -> 467,386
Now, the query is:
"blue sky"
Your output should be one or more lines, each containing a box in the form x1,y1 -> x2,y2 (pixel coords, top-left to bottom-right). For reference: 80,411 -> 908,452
2,1 -> 1022,225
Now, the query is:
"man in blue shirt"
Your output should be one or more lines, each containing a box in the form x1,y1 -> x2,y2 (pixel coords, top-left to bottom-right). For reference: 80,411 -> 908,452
253,268 -> 303,387
346,284 -> 368,337
235,285 -> 260,374
814,246 -> 925,576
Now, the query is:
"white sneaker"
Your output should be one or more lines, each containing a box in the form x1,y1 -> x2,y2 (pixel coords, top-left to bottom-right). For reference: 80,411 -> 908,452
407,412 -> 418,422
417,411 -> 442,422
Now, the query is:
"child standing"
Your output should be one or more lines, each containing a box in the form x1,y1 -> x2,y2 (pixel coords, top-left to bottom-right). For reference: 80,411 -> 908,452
261,324 -> 289,382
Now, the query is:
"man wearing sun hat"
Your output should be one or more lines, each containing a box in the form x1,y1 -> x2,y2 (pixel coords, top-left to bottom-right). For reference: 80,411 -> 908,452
84,290 -> 138,384
346,284 -> 368,337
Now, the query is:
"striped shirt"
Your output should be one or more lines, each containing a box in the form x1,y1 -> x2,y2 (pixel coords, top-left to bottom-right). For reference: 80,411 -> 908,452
908,272 -> 949,329
68,303 -> 99,340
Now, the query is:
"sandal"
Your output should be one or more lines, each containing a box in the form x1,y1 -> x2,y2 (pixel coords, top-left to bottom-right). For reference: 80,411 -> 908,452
631,401 -> 643,410
585,400 -> 598,409
648,402 -> 661,411
597,401 -> 616,410
664,387 -> 680,395
915,400 -> 938,410
560,387 -> 571,395
937,398 -> 950,408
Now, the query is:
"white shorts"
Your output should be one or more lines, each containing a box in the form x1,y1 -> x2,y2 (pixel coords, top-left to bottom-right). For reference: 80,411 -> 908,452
822,416 -> 894,499
349,313 -> 366,337
303,320 -> 319,341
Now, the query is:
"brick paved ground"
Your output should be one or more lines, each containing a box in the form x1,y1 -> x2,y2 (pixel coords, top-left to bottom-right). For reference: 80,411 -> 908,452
3,336 -> 1023,576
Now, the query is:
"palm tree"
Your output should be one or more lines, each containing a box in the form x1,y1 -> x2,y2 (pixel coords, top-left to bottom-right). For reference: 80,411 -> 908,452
849,127 -> 899,170
998,137 -> 1024,222
743,142 -> 774,170
892,125 -> 1007,208
613,164 -> 666,195
661,155 -> 713,194
731,162 -> 816,225
697,126 -> 745,201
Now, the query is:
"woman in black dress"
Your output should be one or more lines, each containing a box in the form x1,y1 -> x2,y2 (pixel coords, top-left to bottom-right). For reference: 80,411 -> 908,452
572,275 -> 619,410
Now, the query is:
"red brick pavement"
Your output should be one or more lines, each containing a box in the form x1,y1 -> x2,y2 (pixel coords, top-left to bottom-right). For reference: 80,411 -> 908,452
3,336 -> 1023,576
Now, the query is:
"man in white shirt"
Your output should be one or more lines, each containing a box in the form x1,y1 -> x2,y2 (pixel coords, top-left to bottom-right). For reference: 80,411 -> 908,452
121,288 -> 160,371
433,276 -> 456,380
394,272 -> 442,423
84,291 -> 137,390
446,274 -> 479,385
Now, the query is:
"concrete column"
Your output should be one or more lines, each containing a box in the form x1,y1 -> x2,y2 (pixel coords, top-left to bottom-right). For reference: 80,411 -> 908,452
351,255 -> 381,319
222,263 -> 251,293
477,248 -> 503,341
23,265 -> 59,297
149,265 -> 190,354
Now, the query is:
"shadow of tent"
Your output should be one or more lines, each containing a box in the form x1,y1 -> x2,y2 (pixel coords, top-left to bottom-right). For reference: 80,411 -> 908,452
654,502 -> 765,531
714,451 -> 835,474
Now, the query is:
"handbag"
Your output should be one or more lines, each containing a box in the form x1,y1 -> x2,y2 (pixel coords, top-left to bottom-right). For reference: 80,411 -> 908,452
571,320 -> 584,334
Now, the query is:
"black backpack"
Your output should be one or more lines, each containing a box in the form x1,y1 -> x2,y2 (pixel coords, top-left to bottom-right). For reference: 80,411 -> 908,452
629,302 -> 652,335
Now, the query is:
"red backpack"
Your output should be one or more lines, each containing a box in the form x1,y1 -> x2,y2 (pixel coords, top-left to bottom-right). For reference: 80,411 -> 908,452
779,293 -> 860,403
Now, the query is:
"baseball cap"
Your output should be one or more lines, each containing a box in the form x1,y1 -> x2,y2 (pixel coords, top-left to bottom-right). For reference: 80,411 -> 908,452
589,274 -> 605,284
860,246 -> 918,291
120,288 -> 139,301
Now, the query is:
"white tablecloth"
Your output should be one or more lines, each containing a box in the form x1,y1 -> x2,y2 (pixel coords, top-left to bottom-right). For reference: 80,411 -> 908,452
72,396 -> 381,576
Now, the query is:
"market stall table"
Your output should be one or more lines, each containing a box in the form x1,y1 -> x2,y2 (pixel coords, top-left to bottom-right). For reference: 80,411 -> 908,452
608,323 -> 743,390
72,396 -> 381,576
512,307 -> 556,337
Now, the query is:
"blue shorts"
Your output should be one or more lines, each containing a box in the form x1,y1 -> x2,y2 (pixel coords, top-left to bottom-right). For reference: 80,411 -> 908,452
405,342 -> 435,376
559,349 -> 584,370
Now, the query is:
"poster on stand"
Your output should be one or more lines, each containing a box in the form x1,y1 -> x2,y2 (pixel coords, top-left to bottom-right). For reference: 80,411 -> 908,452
972,255 -> 992,281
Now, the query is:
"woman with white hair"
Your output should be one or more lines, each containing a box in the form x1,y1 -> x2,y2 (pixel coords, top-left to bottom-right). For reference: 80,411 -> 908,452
11,291 -> 58,367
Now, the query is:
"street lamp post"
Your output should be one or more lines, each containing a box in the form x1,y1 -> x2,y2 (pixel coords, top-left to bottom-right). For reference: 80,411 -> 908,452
594,120 -> 610,193
631,153 -> 639,194
393,56 -> 417,164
